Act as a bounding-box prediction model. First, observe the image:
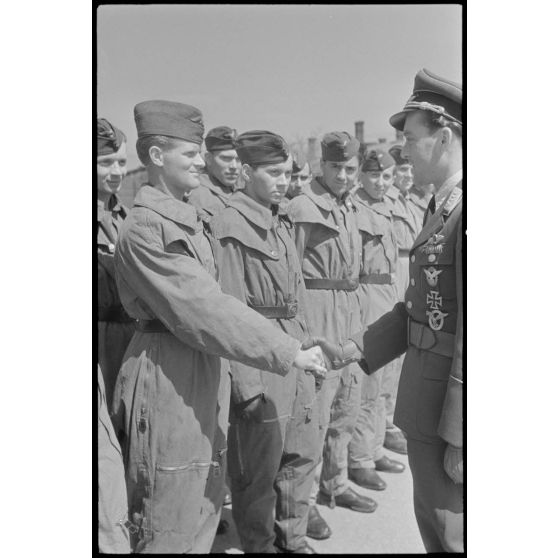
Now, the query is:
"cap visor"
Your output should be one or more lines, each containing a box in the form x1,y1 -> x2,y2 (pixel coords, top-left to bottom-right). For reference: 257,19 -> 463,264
389,110 -> 408,131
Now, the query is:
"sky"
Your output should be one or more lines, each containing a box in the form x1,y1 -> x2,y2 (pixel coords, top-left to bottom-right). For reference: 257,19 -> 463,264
97,4 -> 462,168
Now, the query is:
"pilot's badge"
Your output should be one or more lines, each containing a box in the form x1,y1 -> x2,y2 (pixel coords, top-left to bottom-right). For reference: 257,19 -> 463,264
426,309 -> 449,331
423,267 -> 442,287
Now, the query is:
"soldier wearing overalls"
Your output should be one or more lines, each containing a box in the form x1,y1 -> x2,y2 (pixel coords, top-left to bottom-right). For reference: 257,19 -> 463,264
211,131 -> 320,554
287,132 -> 377,543
348,149 -> 405,493
97,118 -> 135,406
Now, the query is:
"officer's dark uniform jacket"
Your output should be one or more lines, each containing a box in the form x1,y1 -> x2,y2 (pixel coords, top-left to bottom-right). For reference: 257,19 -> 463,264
351,180 -> 463,448
97,195 -> 134,405
189,172 -> 234,219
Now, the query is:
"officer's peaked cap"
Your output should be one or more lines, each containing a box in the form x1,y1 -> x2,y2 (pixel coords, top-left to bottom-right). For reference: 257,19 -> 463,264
389,68 -> 462,131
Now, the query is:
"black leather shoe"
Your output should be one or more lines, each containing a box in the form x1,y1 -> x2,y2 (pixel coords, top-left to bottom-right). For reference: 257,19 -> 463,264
374,455 -> 405,473
317,487 -> 377,513
216,519 -> 229,535
275,541 -> 317,554
383,430 -> 408,454
348,467 -> 387,490
306,505 -> 332,540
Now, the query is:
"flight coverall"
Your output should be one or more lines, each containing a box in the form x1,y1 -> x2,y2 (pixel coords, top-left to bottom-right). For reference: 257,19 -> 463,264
384,184 -> 423,434
407,185 -> 432,232
211,191 -> 320,553
111,185 -> 302,554
188,172 -> 234,219
97,196 -> 135,406
349,189 -> 399,469
351,182 -> 463,552
98,365 -> 130,554
189,171 -> 235,549
287,178 -> 363,502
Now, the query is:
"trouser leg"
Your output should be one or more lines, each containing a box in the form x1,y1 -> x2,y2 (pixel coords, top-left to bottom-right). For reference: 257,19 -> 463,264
407,437 -> 464,553
308,372 -> 341,505
275,370 -> 321,550
228,418 -> 285,553
192,363 -> 231,553
348,366 -> 386,469
320,364 -> 364,497
384,357 -> 404,433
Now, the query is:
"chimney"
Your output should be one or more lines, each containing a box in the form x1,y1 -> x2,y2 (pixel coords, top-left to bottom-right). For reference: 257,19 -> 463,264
307,137 -> 320,174
354,121 -> 364,143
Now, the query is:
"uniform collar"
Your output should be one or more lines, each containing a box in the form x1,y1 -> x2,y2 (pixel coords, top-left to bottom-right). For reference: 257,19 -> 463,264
408,186 -> 430,208
134,184 -> 201,231
97,194 -> 125,221
435,169 -> 463,212
227,190 -> 274,231
200,172 -> 234,199
305,178 -> 354,212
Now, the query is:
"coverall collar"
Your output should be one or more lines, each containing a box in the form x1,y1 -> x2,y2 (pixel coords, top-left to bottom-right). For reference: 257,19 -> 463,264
227,190 -> 274,231
134,184 -> 202,231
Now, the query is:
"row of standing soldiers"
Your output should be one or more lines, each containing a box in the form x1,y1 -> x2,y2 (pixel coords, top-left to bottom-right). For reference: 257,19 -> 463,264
98,68 -> 463,554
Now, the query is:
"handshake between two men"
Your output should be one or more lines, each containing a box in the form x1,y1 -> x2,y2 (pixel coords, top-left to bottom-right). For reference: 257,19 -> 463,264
299,328 -> 463,486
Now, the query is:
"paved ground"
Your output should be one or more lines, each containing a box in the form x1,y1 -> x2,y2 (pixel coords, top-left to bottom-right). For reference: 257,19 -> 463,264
211,447 -> 425,554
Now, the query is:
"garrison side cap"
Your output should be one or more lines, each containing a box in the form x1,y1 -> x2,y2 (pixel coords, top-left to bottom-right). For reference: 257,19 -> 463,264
97,118 -> 126,155
321,131 -> 360,162
134,100 -> 205,144
389,68 -> 462,131
387,144 -> 409,166
205,126 -> 238,152
234,130 -> 291,166
361,149 -> 395,172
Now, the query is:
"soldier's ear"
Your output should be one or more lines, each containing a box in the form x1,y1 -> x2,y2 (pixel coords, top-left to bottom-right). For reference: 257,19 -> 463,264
148,145 -> 164,167
439,127 -> 453,147
241,163 -> 252,183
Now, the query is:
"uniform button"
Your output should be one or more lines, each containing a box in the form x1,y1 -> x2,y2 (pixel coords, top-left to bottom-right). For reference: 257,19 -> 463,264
411,255 -> 416,263
428,254 -> 436,263
410,278 -> 415,286
108,243 -> 115,253
406,300 -> 413,309
270,250 -> 277,257
336,225 -> 340,230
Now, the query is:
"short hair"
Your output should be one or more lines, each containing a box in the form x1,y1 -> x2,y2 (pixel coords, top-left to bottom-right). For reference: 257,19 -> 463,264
421,111 -> 462,140
136,135 -> 179,166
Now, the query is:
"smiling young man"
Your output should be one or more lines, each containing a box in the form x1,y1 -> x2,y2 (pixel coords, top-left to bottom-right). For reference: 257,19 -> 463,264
211,130 -> 321,554
287,132 -> 378,543
111,101 -> 326,553
311,69 -> 464,552
347,149 -> 405,492
97,118 -> 135,407
189,126 -> 240,218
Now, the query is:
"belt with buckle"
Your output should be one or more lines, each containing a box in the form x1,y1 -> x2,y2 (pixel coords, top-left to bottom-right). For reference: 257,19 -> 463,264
407,319 -> 455,358
249,302 -> 298,319
98,305 -> 134,323
304,278 -> 359,291
135,319 -> 170,333
359,273 -> 395,285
